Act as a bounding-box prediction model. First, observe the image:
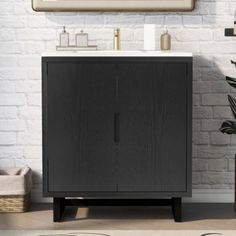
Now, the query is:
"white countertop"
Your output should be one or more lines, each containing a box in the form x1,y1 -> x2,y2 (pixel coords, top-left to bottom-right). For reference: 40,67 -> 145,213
42,51 -> 193,57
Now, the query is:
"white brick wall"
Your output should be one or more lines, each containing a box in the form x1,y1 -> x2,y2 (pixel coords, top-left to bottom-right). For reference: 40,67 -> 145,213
0,0 -> 236,201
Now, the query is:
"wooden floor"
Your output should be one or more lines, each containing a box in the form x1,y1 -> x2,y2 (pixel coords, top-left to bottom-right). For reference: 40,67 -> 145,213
0,203 -> 236,230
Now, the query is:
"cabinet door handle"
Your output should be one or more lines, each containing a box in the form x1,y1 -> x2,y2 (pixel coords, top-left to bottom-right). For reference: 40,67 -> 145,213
114,113 -> 120,143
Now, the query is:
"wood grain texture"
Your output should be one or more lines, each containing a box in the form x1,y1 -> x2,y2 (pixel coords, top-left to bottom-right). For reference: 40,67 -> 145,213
77,63 -> 117,191
46,62 -> 116,192
118,63 -> 156,191
42,57 -> 192,198
154,63 -> 187,192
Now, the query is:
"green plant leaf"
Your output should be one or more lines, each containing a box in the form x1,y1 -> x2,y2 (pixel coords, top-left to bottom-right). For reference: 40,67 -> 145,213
228,95 -> 236,119
220,120 -> 236,134
231,60 -> 236,67
226,76 -> 236,89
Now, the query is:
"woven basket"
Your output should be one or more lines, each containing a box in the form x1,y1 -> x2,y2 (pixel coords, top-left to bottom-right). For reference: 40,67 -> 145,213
0,192 -> 30,213
0,166 -> 32,213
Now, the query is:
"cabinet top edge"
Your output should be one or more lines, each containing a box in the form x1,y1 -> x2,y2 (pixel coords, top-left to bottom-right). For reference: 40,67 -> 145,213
42,51 -> 193,58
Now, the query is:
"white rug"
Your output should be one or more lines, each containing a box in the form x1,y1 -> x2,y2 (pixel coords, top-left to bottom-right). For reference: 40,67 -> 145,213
0,231 -> 236,236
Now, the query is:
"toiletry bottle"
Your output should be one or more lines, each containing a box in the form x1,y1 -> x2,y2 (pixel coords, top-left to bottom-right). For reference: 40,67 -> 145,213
234,11 -> 236,35
160,26 -> 171,50
76,30 -> 88,47
60,26 -> 69,47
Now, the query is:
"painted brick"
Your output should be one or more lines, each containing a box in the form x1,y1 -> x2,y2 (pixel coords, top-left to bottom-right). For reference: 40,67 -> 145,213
183,16 -> 202,27
0,42 -> 23,54
0,94 -> 26,106
0,119 -> 26,131
197,146 -> 236,159
0,159 -> 15,167
202,94 -> 228,106
0,132 -> 16,145
17,131 -> 42,145
27,93 -> 41,106
0,107 -> 17,118
0,147 -> 23,159
85,14 -> 104,25
19,107 -> 41,120
193,107 -> 213,119
0,67 -> 27,80
201,172 -> 234,185
0,16 -> 26,28
208,159 -> 227,172
228,159 -> 235,172
193,159 -> 208,171
23,146 -> 42,159
193,81 -> 211,94
24,42 -> 45,54
18,56 -> 41,67
0,0 -> 236,199
17,29 -> 56,41
0,81 -> 15,93
193,119 -> 201,132
193,94 -> 200,106
210,132 -> 230,146
213,106 -> 232,119
211,81 -> 230,93
0,29 -> 15,41
0,56 -> 18,67
201,119 -> 222,132
15,80 -> 41,93
165,15 -> 182,25
192,172 -> 202,185
193,131 -> 209,145
144,15 -> 164,25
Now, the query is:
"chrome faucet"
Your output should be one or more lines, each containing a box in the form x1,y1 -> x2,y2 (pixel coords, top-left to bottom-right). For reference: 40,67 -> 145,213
113,28 -> 120,50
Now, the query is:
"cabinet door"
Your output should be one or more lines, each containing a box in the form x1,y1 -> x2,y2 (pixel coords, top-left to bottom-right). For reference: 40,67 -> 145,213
117,63 -> 156,191
46,62 -> 116,192
154,63 -> 187,192
117,62 -> 187,192
77,63 -> 117,191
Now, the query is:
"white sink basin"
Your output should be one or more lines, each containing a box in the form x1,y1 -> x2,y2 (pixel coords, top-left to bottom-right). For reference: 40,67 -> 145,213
42,50 -> 193,57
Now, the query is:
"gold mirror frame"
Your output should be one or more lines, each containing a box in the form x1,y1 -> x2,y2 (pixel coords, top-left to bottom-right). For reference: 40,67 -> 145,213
32,0 -> 195,11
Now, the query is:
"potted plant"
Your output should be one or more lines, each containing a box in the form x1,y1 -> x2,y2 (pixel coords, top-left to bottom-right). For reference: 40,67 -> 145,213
220,60 -> 236,211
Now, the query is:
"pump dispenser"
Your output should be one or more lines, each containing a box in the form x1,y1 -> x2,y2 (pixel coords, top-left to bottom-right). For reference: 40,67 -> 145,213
59,26 -> 69,47
160,26 -> 171,50
234,11 -> 236,35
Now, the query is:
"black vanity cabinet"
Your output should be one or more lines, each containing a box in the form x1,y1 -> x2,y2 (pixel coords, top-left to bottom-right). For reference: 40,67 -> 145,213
42,56 -> 192,222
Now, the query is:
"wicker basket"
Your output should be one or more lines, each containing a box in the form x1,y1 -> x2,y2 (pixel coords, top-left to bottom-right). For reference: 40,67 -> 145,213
0,192 -> 30,212
0,166 -> 32,213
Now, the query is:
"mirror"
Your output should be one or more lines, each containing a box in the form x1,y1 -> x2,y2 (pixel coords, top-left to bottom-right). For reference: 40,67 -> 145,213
32,0 -> 195,11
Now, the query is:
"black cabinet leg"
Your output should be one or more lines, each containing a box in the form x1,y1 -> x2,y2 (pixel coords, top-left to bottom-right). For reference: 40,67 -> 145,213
53,197 -> 65,222
172,197 -> 182,222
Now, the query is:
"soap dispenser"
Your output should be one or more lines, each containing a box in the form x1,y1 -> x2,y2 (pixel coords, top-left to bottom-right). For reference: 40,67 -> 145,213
59,26 -> 69,47
160,26 -> 171,50
76,30 -> 88,47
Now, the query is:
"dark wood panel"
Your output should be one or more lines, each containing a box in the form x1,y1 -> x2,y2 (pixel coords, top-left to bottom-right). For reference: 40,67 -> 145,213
47,63 -> 80,192
154,63 -> 187,192
77,63 -> 117,191
117,63 -> 156,191
43,57 -> 192,198
46,62 -> 117,192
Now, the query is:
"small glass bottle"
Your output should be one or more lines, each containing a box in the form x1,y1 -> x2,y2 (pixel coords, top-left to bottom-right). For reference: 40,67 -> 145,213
160,26 -> 171,51
60,26 -> 69,47
76,30 -> 88,47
